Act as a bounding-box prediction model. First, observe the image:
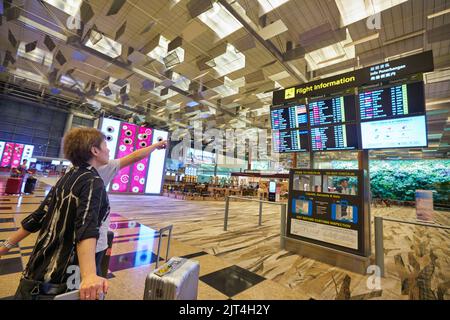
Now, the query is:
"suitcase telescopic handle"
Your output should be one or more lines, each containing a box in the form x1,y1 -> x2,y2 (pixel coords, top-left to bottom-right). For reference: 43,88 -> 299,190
155,225 -> 173,269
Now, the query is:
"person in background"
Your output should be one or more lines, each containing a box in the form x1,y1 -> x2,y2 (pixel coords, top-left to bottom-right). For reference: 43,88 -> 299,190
94,138 -> 167,274
336,178 -> 350,194
0,128 -> 111,300
12,159 -> 30,178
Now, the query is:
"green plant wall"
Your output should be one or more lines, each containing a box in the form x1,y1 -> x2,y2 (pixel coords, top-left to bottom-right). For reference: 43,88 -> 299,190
331,160 -> 450,204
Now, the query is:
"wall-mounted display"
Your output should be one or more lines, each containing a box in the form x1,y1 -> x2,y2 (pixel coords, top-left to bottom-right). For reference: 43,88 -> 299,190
271,104 -> 308,130
360,115 -> 427,149
99,118 -> 168,195
311,124 -> 359,151
272,129 -> 310,153
309,95 -> 356,126
359,81 -> 425,121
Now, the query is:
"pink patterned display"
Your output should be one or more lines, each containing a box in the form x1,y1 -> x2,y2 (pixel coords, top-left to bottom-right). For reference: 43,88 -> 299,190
129,127 -> 153,193
110,123 -> 138,193
1,143 -> 15,167
11,144 -> 24,168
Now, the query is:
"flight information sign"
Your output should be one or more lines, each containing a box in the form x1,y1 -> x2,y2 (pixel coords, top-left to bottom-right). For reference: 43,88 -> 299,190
311,124 -> 359,151
273,129 -> 310,153
359,81 -> 425,121
271,104 -> 308,130
309,95 -> 357,126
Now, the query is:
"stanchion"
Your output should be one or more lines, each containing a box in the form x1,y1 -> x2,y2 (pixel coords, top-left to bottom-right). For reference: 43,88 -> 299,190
374,216 -> 384,277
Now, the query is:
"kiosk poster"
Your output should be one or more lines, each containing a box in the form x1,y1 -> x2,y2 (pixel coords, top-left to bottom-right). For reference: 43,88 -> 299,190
287,169 -> 367,256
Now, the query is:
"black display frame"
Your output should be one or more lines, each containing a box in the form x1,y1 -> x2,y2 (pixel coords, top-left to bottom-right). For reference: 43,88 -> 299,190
308,93 -> 358,127
270,102 -> 309,131
286,169 -> 368,257
310,122 -> 361,152
357,80 -> 427,123
272,128 -> 311,153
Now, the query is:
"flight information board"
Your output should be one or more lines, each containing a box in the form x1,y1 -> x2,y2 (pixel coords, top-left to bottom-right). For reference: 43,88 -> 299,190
311,124 -> 359,151
309,95 -> 356,126
273,129 -> 309,153
359,81 -> 425,121
271,104 -> 308,130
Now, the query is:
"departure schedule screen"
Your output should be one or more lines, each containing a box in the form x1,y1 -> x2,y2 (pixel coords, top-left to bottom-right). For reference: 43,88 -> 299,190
271,104 -> 308,130
311,124 -> 359,151
309,95 -> 356,126
273,129 -> 309,153
359,81 -> 425,121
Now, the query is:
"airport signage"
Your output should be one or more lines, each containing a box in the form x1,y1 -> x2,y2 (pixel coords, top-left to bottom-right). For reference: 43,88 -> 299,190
273,50 -> 434,105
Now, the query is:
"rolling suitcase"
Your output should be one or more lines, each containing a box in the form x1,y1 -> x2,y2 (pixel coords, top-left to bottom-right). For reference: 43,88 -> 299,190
24,177 -> 37,194
5,177 -> 23,194
143,225 -> 200,300
143,257 -> 200,300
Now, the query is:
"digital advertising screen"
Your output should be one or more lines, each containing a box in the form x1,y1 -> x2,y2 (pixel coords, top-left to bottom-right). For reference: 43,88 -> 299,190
0,142 -> 34,168
0,141 -> 5,164
270,104 -> 308,130
99,118 -> 168,194
309,95 -> 357,126
359,81 -> 425,121
310,124 -> 359,151
360,115 -> 428,149
273,129 -> 310,153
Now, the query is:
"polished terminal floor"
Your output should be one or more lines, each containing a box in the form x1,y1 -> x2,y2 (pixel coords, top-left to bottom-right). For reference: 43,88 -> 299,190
0,177 -> 448,300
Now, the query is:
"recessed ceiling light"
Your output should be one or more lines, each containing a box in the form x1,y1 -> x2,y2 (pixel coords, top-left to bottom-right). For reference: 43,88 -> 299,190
335,0 -> 407,27
257,0 -> 289,16
17,41 -> 53,67
207,43 -> 246,77
304,29 -> 355,71
198,2 -> 243,39
85,32 -> 122,58
42,0 -> 82,17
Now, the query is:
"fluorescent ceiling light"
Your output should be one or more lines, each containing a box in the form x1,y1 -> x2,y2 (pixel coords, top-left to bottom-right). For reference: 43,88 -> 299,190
147,35 -> 169,64
257,0 -> 289,16
335,0 -> 407,27
427,8 -> 450,19
17,41 -> 53,67
60,75 -> 84,90
85,33 -> 122,58
18,16 -> 67,41
208,43 -> 245,77
172,72 -> 190,91
304,29 -> 355,71
42,0 -> 82,17
198,2 -> 243,39
12,68 -> 47,84
213,76 -> 242,98
131,67 -> 162,84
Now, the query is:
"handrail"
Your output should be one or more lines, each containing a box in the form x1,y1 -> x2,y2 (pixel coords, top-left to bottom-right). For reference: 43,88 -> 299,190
375,216 -> 450,277
227,195 -> 287,205
224,195 -> 288,249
